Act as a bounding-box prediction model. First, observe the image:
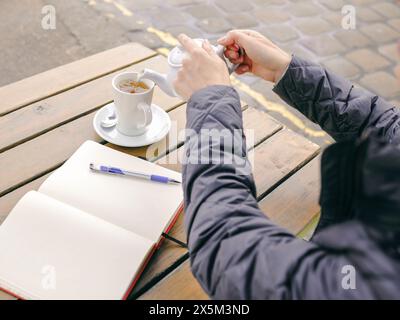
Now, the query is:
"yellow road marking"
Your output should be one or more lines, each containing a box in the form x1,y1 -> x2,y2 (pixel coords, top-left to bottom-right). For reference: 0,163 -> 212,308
147,27 -> 180,47
103,0 -> 133,16
231,78 -> 328,138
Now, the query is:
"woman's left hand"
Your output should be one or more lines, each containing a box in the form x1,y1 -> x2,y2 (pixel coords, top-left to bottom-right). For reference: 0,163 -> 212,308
173,34 -> 231,100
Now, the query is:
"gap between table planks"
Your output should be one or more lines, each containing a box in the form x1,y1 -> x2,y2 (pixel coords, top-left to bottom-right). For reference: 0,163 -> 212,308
0,43 -> 156,116
139,155 -> 322,300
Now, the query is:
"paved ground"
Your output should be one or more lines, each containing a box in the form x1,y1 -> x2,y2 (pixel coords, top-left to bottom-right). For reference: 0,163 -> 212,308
1,0 -> 400,146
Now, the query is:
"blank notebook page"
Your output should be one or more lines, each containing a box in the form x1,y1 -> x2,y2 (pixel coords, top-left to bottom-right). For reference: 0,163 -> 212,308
39,141 -> 183,243
0,191 -> 153,300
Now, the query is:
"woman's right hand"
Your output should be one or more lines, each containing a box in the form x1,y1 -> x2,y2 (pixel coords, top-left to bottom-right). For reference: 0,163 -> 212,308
218,30 -> 291,84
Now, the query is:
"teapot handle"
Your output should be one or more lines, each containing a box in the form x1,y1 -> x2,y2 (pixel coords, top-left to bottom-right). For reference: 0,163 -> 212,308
215,44 -> 243,74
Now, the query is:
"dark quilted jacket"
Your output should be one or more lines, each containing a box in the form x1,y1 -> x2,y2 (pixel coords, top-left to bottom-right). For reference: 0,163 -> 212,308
182,56 -> 400,299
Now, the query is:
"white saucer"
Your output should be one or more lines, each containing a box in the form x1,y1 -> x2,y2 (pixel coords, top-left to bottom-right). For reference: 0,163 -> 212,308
93,102 -> 171,147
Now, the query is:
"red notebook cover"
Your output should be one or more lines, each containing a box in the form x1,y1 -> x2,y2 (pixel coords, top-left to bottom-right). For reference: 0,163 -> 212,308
1,201 -> 184,301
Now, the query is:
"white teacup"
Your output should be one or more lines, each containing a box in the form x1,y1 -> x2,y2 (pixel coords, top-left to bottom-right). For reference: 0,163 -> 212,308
112,72 -> 154,136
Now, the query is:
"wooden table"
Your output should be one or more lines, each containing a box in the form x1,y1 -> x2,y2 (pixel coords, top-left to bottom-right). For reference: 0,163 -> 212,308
0,43 -> 321,300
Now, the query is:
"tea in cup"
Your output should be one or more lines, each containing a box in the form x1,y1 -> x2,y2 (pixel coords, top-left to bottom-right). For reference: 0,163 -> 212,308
118,79 -> 149,94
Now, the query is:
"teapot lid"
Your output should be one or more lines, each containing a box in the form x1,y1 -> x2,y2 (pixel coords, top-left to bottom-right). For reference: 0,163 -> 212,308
168,46 -> 186,66
168,39 -> 206,66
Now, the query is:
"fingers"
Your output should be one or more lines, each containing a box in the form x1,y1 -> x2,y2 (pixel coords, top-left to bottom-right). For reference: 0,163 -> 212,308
225,49 -> 239,60
202,39 -> 216,56
222,45 -> 244,68
235,64 -> 250,75
178,34 -> 199,54
230,55 -> 245,65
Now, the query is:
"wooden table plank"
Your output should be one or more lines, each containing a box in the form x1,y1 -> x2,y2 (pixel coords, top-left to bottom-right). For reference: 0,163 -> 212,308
0,43 -> 155,116
0,113 -> 101,197
139,130 -> 321,300
139,262 -> 208,300
251,128 -> 320,198
0,55 -> 181,153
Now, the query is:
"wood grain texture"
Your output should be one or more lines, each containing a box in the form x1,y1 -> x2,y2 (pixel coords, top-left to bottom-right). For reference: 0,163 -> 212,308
0,55 -> 182,153
243,107 -> 283,149
0,112 -> 102,197
251,128 -> 320,198
138,262 -> 207,300
139,130 -> 321,300
0,43 -> 155,116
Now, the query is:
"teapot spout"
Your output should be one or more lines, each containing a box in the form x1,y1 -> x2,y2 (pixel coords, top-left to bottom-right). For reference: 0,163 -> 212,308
139,68 -> 177,97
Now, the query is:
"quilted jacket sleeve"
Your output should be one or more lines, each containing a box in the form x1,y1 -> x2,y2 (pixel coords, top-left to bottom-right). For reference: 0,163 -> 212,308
273,56 -> 400,143
182,85 -> 378,299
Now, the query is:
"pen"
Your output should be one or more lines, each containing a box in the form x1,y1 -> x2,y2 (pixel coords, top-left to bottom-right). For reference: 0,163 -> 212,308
89,163 -> 181,185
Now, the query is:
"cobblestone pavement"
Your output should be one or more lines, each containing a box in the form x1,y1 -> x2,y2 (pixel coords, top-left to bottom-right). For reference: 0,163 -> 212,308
1,0 -> 400,146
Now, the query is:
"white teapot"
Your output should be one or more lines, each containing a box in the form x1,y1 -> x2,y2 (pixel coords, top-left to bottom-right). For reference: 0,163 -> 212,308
138,39 -> 241,97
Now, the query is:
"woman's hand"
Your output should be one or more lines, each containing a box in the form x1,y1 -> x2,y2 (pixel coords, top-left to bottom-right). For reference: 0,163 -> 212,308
218,30 -> 291,83
174,34 -> 231,100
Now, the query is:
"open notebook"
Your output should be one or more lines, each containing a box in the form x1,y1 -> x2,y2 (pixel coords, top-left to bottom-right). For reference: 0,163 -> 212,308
0,141 -> 183,300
